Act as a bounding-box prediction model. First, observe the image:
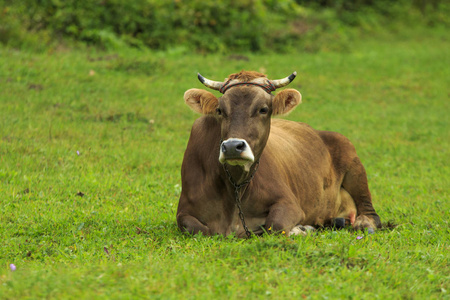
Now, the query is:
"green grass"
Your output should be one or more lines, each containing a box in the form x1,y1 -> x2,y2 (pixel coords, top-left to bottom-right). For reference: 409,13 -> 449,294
1,30 -> 449,299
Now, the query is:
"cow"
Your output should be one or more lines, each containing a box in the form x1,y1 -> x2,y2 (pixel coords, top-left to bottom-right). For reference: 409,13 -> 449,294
176,70 -> 381,238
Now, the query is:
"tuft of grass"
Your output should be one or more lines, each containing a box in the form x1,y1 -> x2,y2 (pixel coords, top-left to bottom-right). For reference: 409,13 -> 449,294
0,30 -> 449,299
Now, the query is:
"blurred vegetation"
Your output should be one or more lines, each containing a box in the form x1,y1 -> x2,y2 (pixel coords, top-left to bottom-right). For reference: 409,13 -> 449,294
0,0 -> 448,52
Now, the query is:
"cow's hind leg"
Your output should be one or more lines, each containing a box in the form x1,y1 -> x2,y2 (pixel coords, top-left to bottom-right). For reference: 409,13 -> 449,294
342,157 -> 381,231
336,187 -> 356,226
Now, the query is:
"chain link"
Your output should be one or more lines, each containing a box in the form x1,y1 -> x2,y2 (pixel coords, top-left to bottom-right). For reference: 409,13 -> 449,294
223,160 -> 260,238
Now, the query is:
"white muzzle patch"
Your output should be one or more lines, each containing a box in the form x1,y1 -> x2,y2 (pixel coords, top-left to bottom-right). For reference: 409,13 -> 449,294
219,138 -> 255,166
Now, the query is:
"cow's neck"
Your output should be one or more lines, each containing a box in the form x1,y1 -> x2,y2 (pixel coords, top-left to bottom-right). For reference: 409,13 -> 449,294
223,161 -> 259,187
225,165 -> 248,185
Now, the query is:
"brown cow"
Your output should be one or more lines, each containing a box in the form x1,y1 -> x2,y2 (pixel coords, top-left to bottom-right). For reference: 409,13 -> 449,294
177,71 -> 381,238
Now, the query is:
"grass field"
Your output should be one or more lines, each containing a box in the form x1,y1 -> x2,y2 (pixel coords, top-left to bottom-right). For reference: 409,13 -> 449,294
0,30 -> 449,299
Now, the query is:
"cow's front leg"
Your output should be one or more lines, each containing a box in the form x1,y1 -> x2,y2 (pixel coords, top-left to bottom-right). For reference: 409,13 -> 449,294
289,225 -> 316,236
177,214 -> 210,236
265,201 -> 304,235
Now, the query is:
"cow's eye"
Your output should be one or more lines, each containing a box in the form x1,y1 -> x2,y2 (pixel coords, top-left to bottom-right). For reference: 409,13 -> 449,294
259,107 -> 269,115
216,108 -> 222,115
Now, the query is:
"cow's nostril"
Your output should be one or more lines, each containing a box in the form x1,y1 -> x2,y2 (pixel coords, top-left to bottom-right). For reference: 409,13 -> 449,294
221,143 -> 227,153
236,142 -> 246,152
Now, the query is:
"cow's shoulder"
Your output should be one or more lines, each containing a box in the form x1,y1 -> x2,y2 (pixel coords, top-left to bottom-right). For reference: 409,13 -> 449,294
190,115 -> 219,136
270,119 -> 325,147
182,115 -> 222,180
185,116 -> 219,154
264,119 -> 331,174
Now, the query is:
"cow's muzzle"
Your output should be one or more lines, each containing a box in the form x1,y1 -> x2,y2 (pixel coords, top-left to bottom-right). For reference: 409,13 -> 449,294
219,138 -> 254,165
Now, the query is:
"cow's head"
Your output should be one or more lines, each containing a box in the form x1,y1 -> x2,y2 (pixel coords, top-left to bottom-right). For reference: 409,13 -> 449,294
184,71 -> 301,170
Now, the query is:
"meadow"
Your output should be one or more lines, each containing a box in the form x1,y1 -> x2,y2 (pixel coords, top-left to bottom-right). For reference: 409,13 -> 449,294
0,30 -> 449,298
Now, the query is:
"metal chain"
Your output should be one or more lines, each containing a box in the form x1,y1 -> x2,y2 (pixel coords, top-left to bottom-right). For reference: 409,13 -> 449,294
223,160 -> 260,238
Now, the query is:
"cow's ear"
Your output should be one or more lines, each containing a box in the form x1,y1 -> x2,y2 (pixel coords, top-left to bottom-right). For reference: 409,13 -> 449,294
272,89 -> 302,116
184,89 -> 219,114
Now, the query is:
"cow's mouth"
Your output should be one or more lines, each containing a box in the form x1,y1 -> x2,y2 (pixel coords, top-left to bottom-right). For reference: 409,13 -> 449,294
222,157 -> 254,172
223,158 -> 253,166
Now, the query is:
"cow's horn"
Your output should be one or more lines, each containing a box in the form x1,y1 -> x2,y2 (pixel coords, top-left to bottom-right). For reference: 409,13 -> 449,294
197,73 -> 224,91
270,71 -> 297,89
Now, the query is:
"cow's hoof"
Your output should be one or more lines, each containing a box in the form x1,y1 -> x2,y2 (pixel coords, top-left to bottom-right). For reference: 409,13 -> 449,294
289,225 -> 315,236
367,228 -> 375,234
353,215 -> 377,232
333,218 -> 346,229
